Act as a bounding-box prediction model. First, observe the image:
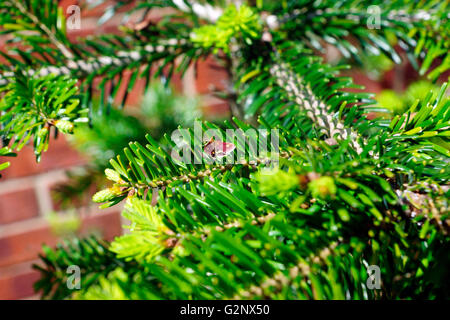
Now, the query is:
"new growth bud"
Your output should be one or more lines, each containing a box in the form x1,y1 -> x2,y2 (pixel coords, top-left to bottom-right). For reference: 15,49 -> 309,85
92,186 -> 122,203
54,120 -> 74,134
105,169 -> 122,183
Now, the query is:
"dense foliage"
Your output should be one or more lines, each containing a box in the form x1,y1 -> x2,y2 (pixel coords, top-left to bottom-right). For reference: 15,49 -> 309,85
0,0 -> 449,299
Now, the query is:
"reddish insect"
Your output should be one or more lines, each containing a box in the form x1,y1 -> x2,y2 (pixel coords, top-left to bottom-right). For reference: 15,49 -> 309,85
203,137 -> 236,160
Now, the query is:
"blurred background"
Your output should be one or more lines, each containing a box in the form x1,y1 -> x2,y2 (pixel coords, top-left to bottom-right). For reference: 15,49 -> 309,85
0,0 -> 448,299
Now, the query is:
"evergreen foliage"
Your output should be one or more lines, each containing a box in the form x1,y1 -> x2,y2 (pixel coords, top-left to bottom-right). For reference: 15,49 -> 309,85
0,0 -> 448,299
51,82 -> 199,209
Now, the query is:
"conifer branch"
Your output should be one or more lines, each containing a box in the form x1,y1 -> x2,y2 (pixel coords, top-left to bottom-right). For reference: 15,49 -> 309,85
270,61 -> 365,154
0,40 -> 186,86
235,242 -> 339,299
10,0 -> 448,300
8,0 -> 75,60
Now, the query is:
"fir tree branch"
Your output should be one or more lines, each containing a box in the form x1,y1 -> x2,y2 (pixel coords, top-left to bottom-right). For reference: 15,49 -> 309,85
269,59 -> 365,154
0,40 -> 186,86
7,0 -> 74,60
98,150 -> 291,199
235,242 -> 339,299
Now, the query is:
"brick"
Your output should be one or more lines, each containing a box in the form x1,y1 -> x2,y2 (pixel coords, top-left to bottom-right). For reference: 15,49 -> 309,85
79,209 -> 123,240
0,221 -> 58,268
60,0 -> 78,12
0,261 -> 40,300
0,188 -> 39,225
0,209 -> 122,299
195,55 -> 229,95
0,135 -> 85,180
0,209 -> 122,268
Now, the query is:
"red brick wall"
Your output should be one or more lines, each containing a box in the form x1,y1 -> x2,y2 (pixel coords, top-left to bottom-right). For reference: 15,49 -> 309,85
0,133 -> 126,299
0,0 -> 229,300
